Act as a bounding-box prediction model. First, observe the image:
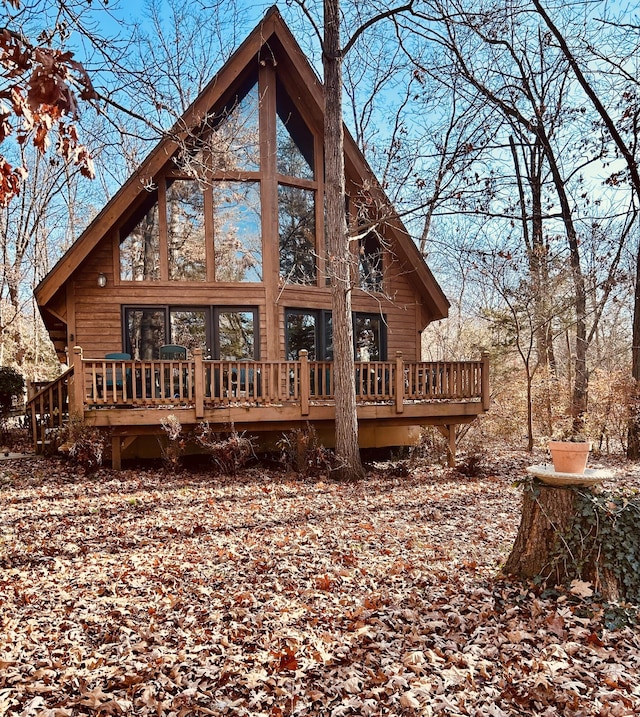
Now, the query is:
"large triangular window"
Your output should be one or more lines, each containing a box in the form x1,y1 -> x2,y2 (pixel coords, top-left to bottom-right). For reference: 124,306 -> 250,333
119,191 -> 160,282
210,79 -> 260,172
119,70 -> 325,287
276,79 -> 314,180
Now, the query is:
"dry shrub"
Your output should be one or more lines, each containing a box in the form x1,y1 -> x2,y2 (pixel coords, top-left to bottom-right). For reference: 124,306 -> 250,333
477,365 -> 530,447
195,421 -> 255,476
582,368 -> 633,454
414,427 -> 450,465
59,417 -> 107,472
160,414 -> 185,470
455,430 -> 490,477
278,425 -> 340,477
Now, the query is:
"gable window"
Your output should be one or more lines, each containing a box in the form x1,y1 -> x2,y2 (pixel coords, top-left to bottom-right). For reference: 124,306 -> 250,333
276,78 -> 318,286
211,79 -> 260,172
118,69 -> 326,287
124,306 -> 258,361
276,79 -> 314,180
359,231 -> 383,292
119,191 -> 160,282
279,185 -> 316,284
213,181 -> 262,282
167,180 -> 206,281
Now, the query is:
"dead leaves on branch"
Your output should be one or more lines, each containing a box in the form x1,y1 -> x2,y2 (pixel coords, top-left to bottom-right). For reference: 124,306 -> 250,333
0,457 -> 639,715
0,19 -> 97,205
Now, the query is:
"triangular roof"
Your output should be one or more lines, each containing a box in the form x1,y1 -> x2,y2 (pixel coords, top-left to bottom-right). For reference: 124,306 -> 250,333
36,5 -> 449,328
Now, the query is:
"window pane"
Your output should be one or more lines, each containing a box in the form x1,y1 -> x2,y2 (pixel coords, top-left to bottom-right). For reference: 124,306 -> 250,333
214,181 -> 262,282
170,310 -> 208,356
120,195 -> 160,281
286,312 -> 317,360
127,309 -> 165,360
359,232 -> 383,292
277,115 -> 314,179
276,80 -> 314,179
355,315 -> 383,361
212,82 -> 260,172
218,311 -> 255,360
279,185 -> 316,284
167,180 -> 206,281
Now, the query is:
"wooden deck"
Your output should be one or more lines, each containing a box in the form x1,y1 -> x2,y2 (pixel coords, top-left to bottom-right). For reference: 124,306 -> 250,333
27,347 -> 489,467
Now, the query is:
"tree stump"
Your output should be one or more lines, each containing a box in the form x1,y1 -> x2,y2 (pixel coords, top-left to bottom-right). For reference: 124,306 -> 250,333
504,483 -> 576,582
504,482 -> 624,602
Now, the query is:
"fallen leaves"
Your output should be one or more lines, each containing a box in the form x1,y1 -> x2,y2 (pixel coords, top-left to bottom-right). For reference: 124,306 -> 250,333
0,454 -> 639,715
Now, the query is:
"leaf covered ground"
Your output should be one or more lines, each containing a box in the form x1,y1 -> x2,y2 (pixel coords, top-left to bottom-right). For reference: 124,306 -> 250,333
1,452 -> 639,716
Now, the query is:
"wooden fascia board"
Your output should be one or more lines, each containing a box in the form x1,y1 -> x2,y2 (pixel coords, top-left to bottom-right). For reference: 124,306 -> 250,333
387,219 -> 450,321
36,9 -> 285,309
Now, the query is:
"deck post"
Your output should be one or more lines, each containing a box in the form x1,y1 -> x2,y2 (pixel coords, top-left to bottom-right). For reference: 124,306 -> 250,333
194,348 -> 204,419
481,351 -> 490,411
437,424 -> 457,467
395,351 -> 404,414
71,346 -> 84,417
299,350 -> 310,416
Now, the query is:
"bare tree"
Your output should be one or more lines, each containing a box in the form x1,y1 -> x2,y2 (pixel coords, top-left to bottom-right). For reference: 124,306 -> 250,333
390,0 -> 635,436
529,0 -> 640,454
292,0 -> 413,480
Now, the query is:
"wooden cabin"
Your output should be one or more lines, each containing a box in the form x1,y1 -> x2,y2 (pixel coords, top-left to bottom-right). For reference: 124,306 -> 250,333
28,7 -> 489,467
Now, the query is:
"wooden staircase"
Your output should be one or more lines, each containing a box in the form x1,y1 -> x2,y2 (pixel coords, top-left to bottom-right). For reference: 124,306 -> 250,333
27,368 -> 72,453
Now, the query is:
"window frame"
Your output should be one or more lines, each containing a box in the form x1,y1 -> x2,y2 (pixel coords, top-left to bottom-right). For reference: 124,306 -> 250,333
285,309 -> 386,362
285,308 -> 333,361
212,306 -> 259,360
354,312 -> 387,362
122,305 -> 259,360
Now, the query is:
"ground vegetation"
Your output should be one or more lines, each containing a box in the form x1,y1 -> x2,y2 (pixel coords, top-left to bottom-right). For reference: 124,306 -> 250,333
1,447 -> 639,715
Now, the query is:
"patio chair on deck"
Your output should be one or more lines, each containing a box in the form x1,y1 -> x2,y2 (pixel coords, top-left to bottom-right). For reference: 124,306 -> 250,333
103,352 -> 132,399
159,345 -> 187,360
159,345 -> 188,397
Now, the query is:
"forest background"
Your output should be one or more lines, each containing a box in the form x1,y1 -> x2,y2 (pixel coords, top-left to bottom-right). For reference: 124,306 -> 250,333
1,0 -> 639,456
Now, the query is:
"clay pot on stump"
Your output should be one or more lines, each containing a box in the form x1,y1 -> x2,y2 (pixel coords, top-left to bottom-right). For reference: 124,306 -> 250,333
548,440 -> 591,474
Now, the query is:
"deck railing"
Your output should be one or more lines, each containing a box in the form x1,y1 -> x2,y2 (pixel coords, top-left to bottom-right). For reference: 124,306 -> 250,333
28,367 -> 72,451
63,347 -> 489,418
26,348 -> 488,452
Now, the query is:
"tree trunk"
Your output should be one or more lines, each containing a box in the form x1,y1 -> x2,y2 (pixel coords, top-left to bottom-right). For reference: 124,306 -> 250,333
628,254 -> 640,458
504,483 -> 622,601
323,0 -> 365,480
504,484 -> 576,581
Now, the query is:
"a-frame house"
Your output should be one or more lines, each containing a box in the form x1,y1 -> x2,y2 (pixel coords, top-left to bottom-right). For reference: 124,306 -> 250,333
29,6 -> 489,467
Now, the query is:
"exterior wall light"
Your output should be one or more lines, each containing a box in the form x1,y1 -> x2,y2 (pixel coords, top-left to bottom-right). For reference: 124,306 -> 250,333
97,273 -> 107,288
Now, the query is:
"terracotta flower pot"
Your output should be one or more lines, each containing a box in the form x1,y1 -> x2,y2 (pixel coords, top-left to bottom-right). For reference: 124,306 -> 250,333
548,440 -> 591,475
